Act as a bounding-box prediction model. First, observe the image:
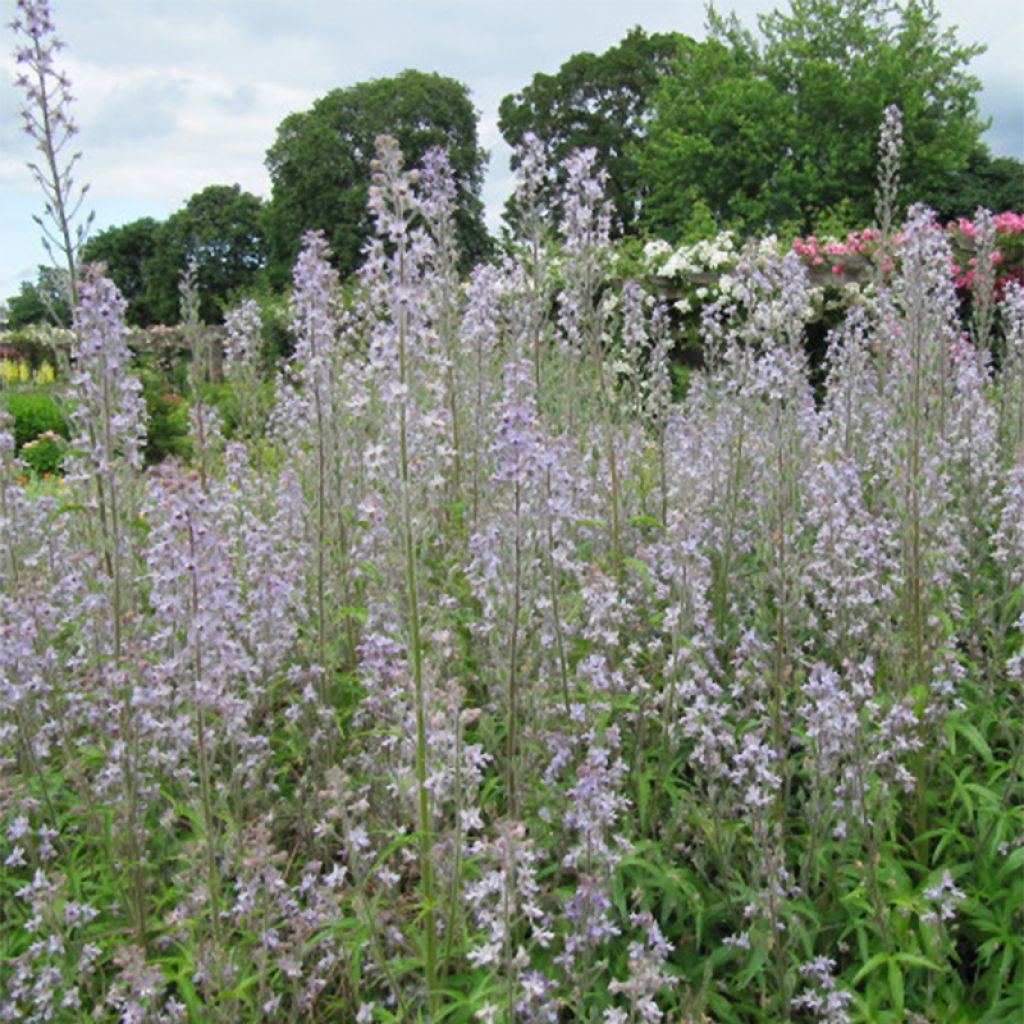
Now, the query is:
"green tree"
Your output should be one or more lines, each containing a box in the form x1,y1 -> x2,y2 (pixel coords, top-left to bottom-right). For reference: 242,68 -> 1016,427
82,217 -> 164,326
641,0 -> 988,239
265,69 -> 489,282
150,184 -> 267,323
930,149 -> 1024,222
3,266 -> 72,329
640,37 -> 795,239
498,27 -> 689,235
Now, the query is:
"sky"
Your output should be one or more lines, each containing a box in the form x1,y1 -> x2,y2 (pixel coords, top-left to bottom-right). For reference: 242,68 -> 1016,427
1,0 -> 1022,303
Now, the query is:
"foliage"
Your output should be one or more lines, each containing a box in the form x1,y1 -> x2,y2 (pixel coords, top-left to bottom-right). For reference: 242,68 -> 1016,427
135,355 -> 192,464
498,26 -> 688,235
81,217 -> 165,326
3,265 -> 72,329
641,0 -> 988,238
18,428 -> 65,475
931,149 -> 1024,224
0,358 -> 54,387
149,185 -> 268,324
2,388 -> 68,448
265,68 -> 490,283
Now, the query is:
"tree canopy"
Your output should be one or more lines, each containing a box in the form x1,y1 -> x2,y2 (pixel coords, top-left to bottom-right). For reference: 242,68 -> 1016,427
3,266 -> 72,330
157,184 -> 267,323
78,187 -> 266,326
498,27 -> 688,235
640,0 -> 990,239
82,217 -> 164,326
6,6 -> 1017,327
265,69 -> 489,282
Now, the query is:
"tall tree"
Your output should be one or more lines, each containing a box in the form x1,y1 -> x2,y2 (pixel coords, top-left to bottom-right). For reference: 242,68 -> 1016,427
151,184 -> 267,323
82,217 -> 164,326
3,265 -> 72,329
498,27 -> 689,235
265,69 -> 489,282
641,0 -> 988,238
930,149 -> 1024,222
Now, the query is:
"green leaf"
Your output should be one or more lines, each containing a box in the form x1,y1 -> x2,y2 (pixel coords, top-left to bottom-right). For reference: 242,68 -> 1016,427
946,717 -> 993,764
997,844 -> 1024,882
627,514 -> 665,531
736,941 -> 769,987
852,951 -> 890,986
888,958 -> 904,1016
893,952 -> 942,971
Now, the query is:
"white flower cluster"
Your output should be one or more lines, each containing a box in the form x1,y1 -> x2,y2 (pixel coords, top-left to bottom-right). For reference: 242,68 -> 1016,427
643,231 -> 739,278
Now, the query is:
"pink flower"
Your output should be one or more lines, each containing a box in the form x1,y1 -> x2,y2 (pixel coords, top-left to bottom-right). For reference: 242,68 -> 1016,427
994,211 -> 1024,234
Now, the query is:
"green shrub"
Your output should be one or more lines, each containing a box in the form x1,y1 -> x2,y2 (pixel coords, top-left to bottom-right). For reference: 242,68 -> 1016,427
19,430 -> 66,476
142,381 -> 191,463
3,390 -> 69,449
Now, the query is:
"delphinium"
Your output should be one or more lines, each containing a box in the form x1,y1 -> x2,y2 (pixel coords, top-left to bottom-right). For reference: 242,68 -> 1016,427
213,442 -> 307,696
6,29 -> 1024,1015
556,148 -> 624,563
603,279 -> 674,535
967,208 -> 998,358
643,297 -> 674,527
464,348 -> 565,1015
0,411 -> 72,831
790,956 -> 853,1024
616,280 -> 649,419
873,104 -> 903,282
508,132 -> 558,397
222,298 -> 267,439
8,0 -> 93,315
272,230 -> 343,695
0,417 -> 102,1023
877,206 -> 965,712
463,820 -> 553,1019
552,718 -> 632,1017
214,818 -> 353,1018
604,910 -> 677,1024
944,328 -> 1002,674
999,280 -> 1024,456
180,260 -> 224,490
345,136 -> 465,1013
62,265 -> 150,941
459,262 -> 511,529
420,147 -> 467,502
142,460 -> 261,998
994,455 -> 1024,687
0,866 -> 108,1024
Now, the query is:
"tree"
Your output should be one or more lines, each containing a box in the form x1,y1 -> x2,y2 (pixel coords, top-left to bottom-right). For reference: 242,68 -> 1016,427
265,69 -> 489,282
640,0 -> 989,239
4,266 -> 72,329
639,37 -> 796,239
930,149 -> 1024,222
498,27 -> 689,235
82,217 -> 164,326
151,184 -> 267,323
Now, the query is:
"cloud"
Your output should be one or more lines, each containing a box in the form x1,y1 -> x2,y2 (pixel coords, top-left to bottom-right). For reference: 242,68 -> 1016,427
87,72 -> 188,144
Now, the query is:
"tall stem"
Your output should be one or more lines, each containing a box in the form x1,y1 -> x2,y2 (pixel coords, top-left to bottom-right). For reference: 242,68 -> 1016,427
506,482 -> 523,817
396,239 -> 438,1013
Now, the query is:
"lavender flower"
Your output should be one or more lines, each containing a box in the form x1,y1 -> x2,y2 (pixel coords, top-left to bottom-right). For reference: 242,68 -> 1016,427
791,956 -> 853,1024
